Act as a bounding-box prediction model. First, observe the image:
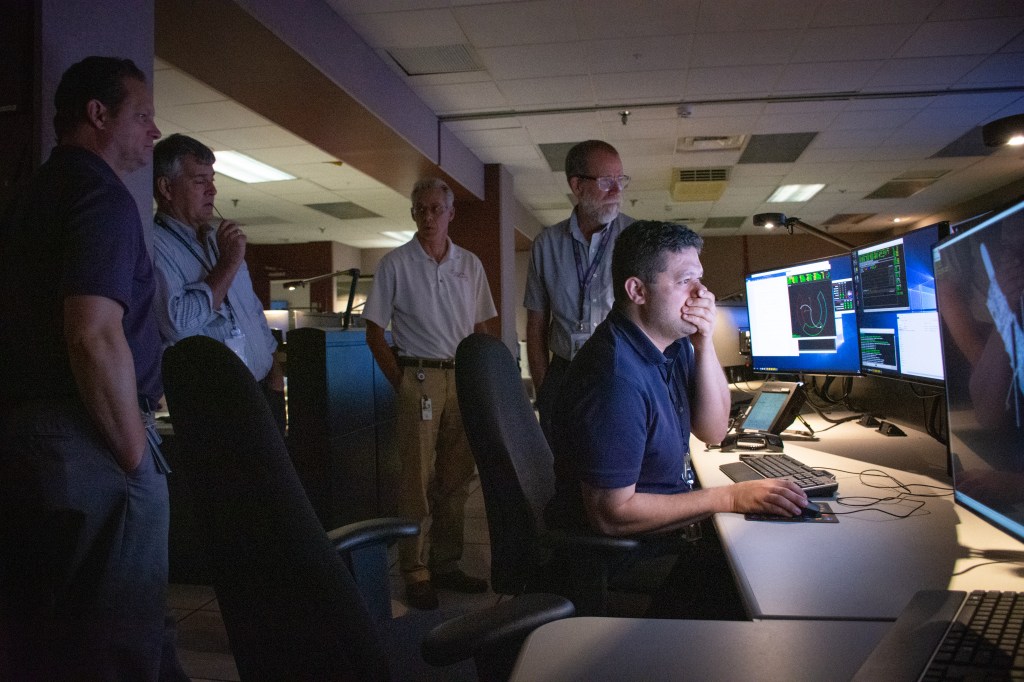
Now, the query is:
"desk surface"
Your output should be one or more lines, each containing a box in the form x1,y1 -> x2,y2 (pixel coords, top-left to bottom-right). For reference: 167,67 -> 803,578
692,435 -> 1024,620
510,617 -> 892,682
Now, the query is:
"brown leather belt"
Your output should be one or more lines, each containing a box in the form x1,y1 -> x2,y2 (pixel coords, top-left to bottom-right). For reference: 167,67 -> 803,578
398,357 -> 455,370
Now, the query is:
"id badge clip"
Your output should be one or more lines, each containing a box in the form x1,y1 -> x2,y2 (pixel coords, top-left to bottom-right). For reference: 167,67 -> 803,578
569,331 -> 591,360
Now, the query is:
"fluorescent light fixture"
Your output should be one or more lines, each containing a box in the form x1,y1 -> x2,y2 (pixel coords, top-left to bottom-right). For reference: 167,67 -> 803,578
767,184 -> 825,203
213,151 -> 295,183
382,231 -> 415,243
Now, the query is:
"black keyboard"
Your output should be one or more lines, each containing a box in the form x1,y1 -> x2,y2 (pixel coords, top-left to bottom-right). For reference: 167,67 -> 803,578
926,590 -> 1024,680
719,453 -> 838,497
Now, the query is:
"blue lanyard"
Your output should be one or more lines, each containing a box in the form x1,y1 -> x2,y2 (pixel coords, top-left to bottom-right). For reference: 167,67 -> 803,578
571,227 -> 611,327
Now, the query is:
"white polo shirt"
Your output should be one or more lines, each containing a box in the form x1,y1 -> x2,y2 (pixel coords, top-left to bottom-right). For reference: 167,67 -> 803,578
363,237 -> 496,359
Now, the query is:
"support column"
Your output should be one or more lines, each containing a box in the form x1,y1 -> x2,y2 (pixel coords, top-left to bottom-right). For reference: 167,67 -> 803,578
450,164 -> 518,354
36,0 -> 156,244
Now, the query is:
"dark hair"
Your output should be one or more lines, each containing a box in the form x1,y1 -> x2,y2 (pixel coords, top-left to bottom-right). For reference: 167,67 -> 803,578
153,134 -> 216,195
612,220 -> 704,306
53,56 -> 146,139
564,140 -> 620,179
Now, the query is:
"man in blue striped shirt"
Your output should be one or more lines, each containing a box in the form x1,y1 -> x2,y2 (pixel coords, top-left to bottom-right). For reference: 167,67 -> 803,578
151,134 -> 285,432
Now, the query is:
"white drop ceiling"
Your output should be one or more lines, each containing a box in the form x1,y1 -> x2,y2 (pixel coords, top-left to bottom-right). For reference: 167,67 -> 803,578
155,0 -> 1024,248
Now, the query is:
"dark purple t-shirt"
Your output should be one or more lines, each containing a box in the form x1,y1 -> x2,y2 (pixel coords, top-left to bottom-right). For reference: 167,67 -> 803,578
0,145 -> 162,403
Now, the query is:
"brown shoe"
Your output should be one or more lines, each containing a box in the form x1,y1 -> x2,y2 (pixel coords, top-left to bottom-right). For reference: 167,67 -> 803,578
406,580 -> 439,610
432,569 -> 488,593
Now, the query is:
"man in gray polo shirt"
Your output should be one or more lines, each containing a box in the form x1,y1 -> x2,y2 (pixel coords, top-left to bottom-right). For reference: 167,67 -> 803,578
363,177 -> 497,610
524,140 -> 634,444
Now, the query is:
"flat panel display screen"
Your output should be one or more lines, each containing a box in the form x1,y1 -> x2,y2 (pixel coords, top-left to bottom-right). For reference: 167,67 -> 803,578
745,254 -> 860,375
934,198 -> 1024,542
853,222 -> 949,384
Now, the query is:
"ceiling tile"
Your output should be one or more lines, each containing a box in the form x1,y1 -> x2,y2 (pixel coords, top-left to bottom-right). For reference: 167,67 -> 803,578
497,76 -> 593,108
480,43 -> 586,80
576,0 -> 701,39
454,0 -> 575,48
897,18 -> 1024,58
866,56 -> 984,89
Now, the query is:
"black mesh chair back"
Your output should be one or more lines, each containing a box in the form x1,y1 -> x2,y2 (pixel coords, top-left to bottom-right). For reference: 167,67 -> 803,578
455,333 -> 556,595
162,335 -> 388,681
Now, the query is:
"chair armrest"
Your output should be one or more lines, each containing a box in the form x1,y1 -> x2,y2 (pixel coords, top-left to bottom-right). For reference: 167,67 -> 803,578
542,528 -> 640,556
327,517 -> 419,554
421,593 -> 575,667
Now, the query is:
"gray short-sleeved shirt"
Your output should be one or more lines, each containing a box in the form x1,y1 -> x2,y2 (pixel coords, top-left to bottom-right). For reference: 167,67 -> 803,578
363,237 -> 496,359
524,211 -> 633,361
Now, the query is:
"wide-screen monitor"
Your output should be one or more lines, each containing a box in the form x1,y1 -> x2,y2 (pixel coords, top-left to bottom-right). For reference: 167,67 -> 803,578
745,254 -> 860,375
853,222 -> 949,384
933,197 -> 1024,542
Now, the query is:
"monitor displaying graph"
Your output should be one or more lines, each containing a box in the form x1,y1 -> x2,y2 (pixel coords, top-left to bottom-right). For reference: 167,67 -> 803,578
745,253 -> 860,376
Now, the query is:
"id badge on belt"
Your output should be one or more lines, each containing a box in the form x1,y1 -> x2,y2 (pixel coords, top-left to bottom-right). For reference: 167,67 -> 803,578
142,410 -> 172,475
224,326 -> 248,366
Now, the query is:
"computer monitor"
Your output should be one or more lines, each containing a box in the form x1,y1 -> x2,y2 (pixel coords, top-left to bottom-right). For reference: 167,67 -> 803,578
745,253 -> 860,376
853,221 -> 949,384
714,303 -> 749,370
933,197 -> 1024,542
733,381 -> 806,434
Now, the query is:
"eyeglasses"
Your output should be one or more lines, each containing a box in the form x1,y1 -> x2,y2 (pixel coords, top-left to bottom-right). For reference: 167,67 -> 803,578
576,174 -> 630,192
411,204 -> 450,219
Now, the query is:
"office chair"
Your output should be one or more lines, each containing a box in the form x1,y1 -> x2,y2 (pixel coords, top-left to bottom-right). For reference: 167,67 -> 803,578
454,333 -> 640,615
162,335 -> 572,681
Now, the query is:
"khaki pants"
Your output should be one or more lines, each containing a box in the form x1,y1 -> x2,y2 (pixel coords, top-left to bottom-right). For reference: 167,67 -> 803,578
395,366 -> 477,585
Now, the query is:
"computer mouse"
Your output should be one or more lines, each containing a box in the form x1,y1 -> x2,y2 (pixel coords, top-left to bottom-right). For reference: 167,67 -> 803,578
799,501 -> 822,518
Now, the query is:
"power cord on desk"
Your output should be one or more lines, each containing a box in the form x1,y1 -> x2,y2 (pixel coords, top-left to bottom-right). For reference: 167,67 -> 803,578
951,549 -> 1024,577
816,467 -> 953,519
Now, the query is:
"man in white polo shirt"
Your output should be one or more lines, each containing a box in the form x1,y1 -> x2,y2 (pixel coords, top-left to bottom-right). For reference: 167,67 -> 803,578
363,177 -> 497,610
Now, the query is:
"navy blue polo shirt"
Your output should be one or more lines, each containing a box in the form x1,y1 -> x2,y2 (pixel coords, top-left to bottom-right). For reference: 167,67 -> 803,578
0,146 -> 163,403
548,308 -> 695,530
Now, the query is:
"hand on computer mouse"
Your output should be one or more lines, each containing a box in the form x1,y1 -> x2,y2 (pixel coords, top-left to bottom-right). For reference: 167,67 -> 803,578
799,501 -> 822,518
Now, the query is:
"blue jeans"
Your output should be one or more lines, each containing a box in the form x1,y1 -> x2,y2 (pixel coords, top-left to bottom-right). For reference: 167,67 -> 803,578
0,397 -> 170,681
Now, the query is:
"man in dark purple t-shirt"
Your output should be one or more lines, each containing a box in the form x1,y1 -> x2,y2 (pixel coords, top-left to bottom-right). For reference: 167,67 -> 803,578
0,57 -> 180,680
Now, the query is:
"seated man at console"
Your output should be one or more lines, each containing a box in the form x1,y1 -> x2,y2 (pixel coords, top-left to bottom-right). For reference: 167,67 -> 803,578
547,220 -> 808,616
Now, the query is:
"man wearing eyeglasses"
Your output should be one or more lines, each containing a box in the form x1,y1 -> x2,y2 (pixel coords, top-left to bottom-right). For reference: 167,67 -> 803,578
363,177 -> 497,611
524,140 -> 634,444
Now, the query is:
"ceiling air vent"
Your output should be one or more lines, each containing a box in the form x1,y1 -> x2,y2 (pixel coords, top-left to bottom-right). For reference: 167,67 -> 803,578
676,135 -> 745,152
671,167 -> 730,202
387,44 -> 483,76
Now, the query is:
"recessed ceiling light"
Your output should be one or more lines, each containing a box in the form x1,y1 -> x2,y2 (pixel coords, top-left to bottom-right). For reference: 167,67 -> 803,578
767,184 -> 825,202
213,151 -> 296,183
893,217 -> 904,223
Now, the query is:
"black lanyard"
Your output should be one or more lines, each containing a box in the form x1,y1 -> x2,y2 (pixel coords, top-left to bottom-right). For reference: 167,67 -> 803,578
571,226 -> 611,327
155,215 -> 214,273
155,215 -> 238,326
